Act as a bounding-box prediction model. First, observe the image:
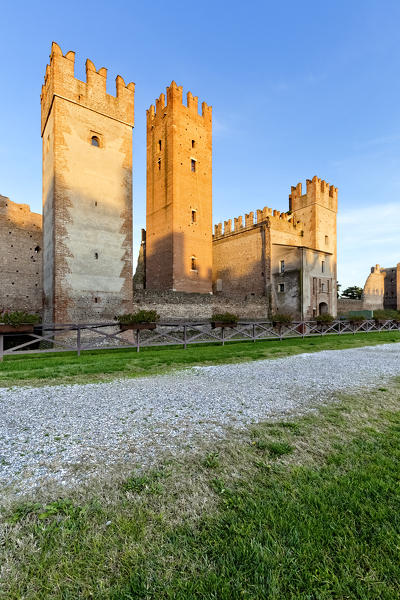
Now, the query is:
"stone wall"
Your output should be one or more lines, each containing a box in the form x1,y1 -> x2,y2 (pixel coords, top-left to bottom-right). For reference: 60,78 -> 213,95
0,195 -> 42,314
337,298 -> 364,314
132,290 -> 269,320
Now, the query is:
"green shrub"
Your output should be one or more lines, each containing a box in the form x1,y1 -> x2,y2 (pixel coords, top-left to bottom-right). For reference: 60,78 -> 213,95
315,314 -> 335,325
374,309 -> 400,322
115,310 -> 160,324
211,312 -> 238,324
349,315 -> 365,324
271,313 -> 293,327
0,311 -> 40,327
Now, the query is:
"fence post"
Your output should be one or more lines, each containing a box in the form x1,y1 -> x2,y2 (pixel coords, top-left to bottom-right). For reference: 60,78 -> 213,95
253,323 -> 255,342
77,326 -> 81,357
136,328 -> 140,352
0,334 -> 3,363
183,324 -> 187,350
222,326 -> 225,346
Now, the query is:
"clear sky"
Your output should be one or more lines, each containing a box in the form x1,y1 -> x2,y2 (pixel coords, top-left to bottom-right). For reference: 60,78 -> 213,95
1,0 -> 399,290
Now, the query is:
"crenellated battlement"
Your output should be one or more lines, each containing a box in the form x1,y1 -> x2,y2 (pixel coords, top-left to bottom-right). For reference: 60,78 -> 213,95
146,80 -> 212,127
213,206 -> 304,240
40,42 -> 135,136
289,175 -> 338,212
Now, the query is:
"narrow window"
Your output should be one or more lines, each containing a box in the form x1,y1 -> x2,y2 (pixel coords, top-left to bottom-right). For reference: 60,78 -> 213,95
94,297 -> 98,303
325,235 -> 329,245
191,159 -> 196,172
192,139 -> 195,148
280,260 -> 285,273
94,201 -> 98,207
191,257 -> 197,271
91,136 -> 100,147
321,282 -> 325,292
321,260 -> 325,273
279,283 -> 285,293
158,139 -> 162,151
191,210 -> 197,223
158,158 -> 161,170
95,252 -> 99,260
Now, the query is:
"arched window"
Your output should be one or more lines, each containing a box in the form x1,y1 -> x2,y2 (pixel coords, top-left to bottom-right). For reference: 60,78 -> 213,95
91,136 -> 100,147
191,256 -> 197,271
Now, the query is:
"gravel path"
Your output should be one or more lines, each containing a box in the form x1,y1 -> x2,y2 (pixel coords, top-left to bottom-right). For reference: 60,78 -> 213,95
1,343 -> 399,498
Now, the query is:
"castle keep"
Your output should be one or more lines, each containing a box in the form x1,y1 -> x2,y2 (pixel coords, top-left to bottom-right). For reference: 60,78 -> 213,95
41,42 -> 135,324
0,42 -> 339,322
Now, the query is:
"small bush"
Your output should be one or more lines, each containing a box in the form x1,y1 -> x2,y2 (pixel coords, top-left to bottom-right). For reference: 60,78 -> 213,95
0,311 -> 40,327
315,313 -> 334,325
374,309 -> 400,323
116,310 -> 160,324
271,313 -> 293,327
211,312 -> 238,324
349,315 -> 365,324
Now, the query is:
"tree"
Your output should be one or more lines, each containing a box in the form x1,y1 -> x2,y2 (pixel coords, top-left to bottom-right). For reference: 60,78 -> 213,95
341,286 -> 363,300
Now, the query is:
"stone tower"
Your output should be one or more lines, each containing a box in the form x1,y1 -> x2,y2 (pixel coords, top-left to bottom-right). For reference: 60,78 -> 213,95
41,42 -> 135,324
289,176 -> 338,316
146,81 -> 212,293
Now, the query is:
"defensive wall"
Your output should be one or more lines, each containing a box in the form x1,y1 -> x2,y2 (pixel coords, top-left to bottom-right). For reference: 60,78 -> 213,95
0,196 -> 43,314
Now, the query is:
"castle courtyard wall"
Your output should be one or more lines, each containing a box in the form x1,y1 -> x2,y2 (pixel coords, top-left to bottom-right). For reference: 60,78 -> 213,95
0,195 -> 43,314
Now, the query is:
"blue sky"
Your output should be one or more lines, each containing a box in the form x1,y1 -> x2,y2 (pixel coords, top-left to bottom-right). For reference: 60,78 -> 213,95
1,0 -> 399,289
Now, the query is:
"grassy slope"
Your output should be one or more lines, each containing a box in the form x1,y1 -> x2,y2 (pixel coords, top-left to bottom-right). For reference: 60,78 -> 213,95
2,380 -> 400,599
1,331 -> 399,387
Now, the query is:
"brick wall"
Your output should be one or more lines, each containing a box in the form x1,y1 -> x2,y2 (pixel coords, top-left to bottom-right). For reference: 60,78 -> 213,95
0,195 -> 42,314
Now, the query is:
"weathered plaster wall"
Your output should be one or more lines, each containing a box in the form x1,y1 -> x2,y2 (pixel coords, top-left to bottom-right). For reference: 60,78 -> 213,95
0,195 -> 42,313
383,263 -> 400,310
41,42 -> 135,324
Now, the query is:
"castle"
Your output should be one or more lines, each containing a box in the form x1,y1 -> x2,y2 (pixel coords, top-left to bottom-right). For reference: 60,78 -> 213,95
0,43 -> 338,322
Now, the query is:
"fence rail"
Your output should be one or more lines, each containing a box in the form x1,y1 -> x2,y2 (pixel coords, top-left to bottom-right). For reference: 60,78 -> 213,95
0,319 -> 399,361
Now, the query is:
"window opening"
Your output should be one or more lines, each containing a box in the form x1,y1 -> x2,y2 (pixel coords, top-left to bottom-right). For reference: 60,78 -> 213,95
158,139 -> 162,151
191,210 -> 197,223
321,260 -> 325,273
91,136 -> 100,147
191,159 -> 196,172
158,158 -> 161,170
280,260 -> 285,273
279,283 -> 285,293
325,235 -> 329,245
192,139 -> 195,148
34,246 -> 41,253
95,252 -> 99,260
191,257 -> 197,271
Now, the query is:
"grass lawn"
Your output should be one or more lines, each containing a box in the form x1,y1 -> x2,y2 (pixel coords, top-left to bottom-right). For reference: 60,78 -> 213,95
1,379 -> 399,598
0,330 -> 399,387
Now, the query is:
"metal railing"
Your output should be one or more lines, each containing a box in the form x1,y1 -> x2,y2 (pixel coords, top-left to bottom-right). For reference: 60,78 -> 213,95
0,319 -> 399,361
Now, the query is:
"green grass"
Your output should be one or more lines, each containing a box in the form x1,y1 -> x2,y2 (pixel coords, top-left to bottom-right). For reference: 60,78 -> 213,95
1,331 -> 399,387
2,381 -> 400,599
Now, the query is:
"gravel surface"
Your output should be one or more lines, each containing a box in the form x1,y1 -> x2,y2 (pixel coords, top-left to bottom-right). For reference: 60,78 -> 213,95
1,343 -> 399,498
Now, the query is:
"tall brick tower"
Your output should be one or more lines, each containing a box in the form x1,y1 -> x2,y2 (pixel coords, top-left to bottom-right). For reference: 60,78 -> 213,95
146,81 -> 212,293
41,42 -> 135,324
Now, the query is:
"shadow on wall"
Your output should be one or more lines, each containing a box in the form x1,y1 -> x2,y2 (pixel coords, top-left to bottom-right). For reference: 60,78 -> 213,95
145,231 -> 212,293
42,177 -> 133,324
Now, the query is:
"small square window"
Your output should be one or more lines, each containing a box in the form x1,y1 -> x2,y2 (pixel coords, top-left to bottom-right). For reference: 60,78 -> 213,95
191,159 -> 196,172
279,283 -> 285,293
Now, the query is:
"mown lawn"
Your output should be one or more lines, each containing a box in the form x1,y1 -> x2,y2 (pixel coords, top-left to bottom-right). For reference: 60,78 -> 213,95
0,330 -> 399,387
1,380 -> 400,599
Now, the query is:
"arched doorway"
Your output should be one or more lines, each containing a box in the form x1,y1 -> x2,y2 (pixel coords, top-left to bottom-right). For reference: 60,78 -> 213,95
319,302 -> 328,315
